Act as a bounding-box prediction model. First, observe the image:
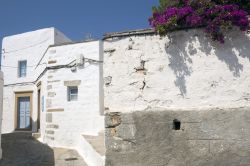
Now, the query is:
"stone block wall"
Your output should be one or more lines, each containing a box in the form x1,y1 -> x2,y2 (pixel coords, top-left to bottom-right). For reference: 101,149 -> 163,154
105,109 -> 250,166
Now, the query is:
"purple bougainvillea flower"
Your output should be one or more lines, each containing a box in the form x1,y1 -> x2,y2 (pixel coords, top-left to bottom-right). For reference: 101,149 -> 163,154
178,6 -> 193,18
149,0 -> 250,43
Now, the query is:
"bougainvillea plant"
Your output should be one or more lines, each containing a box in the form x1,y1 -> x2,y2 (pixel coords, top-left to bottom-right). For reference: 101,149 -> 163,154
149,0 -> 250,43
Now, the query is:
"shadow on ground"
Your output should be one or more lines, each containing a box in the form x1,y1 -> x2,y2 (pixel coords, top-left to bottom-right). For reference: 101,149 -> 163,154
0,132 -> 87,166
0,132 -> 54,166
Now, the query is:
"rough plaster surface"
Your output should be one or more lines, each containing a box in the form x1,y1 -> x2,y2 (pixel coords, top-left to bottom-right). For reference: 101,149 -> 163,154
43,41 -> 104,148
41,41 -> 105,166
105,109 -> 250,166
104,29 -> 250,165
1,28 -> 68,85
1,28 -> 71,133
0,71 -> 3,159
103,29 -> 250,113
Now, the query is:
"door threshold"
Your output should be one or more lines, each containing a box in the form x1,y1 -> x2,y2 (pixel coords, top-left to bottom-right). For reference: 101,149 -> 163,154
14,130 -> 32,133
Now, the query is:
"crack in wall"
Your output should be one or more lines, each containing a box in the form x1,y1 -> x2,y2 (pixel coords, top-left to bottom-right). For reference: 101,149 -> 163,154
134,60 -> 146,72
140,79 -> 146,90
104,76 -> 112,86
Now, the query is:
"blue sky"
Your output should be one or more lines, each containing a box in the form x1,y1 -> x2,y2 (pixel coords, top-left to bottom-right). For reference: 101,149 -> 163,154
0,0 -> 158,43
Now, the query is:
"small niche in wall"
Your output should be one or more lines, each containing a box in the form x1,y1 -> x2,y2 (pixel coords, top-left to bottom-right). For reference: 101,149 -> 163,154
173,119 -> 181,130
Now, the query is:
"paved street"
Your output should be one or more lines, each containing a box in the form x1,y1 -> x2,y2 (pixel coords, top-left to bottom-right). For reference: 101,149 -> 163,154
0,132 -> 87,166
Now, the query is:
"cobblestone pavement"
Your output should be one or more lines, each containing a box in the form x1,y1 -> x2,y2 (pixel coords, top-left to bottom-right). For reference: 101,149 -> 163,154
0,132 -> 87,166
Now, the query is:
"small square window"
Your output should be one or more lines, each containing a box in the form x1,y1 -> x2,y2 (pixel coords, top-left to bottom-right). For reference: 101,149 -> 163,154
18,60 -> 27,77
68,86 -> 78,101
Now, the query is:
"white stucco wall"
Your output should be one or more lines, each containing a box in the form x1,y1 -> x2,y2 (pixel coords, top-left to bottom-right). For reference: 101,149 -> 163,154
1,28 -> 72,133
42,41 -> 104,148
103,29 -> 250,113
54,28 -> 72,44
2,85 -> 38,133
2,28 -> 54,85
1,28 -> 104,164
0,71 -> 3,159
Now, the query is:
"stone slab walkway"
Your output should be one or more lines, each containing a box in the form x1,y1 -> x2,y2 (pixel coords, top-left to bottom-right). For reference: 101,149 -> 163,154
0,132 -> 87,166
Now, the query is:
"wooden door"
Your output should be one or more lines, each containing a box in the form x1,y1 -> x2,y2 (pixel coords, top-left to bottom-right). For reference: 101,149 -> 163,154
17,97 -> 31,129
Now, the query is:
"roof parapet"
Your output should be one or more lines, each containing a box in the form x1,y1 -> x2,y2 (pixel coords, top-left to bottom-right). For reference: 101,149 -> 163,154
103,28 -> 156,40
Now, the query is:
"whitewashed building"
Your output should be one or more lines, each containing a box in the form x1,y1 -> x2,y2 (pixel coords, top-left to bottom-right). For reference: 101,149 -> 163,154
1,28 -> 105,165
0,71 -> 3,159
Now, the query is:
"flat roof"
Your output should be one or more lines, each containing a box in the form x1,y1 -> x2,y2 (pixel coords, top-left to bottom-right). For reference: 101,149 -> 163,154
49,39 -> 99,48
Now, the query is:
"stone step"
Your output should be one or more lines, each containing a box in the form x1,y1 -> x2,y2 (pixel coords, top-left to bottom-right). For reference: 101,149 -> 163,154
2,131 -> 33,142
83,131 -> 105,156
32,132 -> 41,139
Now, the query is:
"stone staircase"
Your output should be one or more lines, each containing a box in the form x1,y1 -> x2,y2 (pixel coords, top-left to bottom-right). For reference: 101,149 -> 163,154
3,131 -> 33,140
77,131 -> 105,166
32,132 -> 41,139
83,131 -> 105,156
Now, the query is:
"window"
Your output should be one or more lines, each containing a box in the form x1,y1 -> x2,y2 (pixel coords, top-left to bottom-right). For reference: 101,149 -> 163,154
18,60 -> 27,77
68,86 -> 78,101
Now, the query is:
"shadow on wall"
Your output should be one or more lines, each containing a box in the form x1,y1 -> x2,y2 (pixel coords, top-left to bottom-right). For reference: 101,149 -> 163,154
0,132 -> 55,166
165,29 -> 250,96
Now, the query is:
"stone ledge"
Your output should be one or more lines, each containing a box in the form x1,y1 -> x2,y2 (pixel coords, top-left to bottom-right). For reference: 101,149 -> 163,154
48,92 -> 56,97
48,60 -> 57,64
47,80 -> 60,83
46,124 -> 59,129
64,80 -> 81,86
45,130 -> 55,135
47,108 -> 64,112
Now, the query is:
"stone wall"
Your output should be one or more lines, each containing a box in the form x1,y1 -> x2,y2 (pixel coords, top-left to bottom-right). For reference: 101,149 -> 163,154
105,109 -> 250,166
103,29 -> 250,165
